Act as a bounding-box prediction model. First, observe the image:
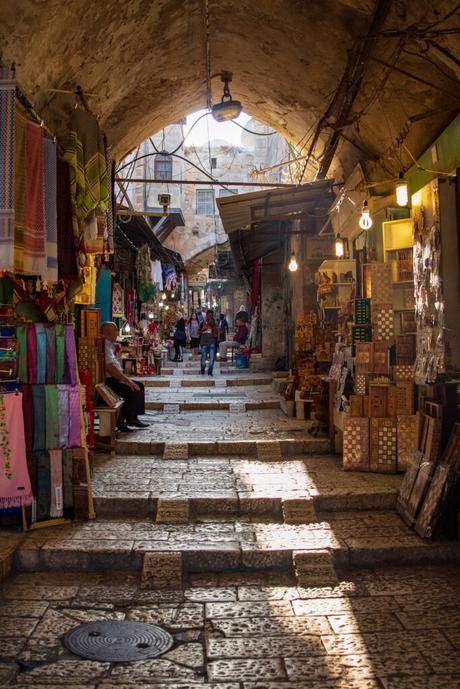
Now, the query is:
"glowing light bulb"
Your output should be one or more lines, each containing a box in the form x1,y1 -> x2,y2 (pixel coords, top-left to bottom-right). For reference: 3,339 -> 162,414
159,301 -> 164,307
395,173 -> 408,207
288,253 -> 298,272
335,234 -> 345,258
171,292 -> 175,298
124,323 -> 131,333
162,293 -> 167,300
359,200 -> 373,230
164,305 -> 170,311
148,312 -> 154,319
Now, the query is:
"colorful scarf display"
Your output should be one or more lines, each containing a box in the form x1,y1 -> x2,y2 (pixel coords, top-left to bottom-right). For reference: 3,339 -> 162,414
35,323 -> 47,384
56,159 -> 78,279
0,65 -> 16,271
55,323 -> 65,384
68,385 -> 82,447
0,392 -> 33,509
64,325 -> 77,385
58,385 -> 69,448
49,449 -> 63,517
45,384 -> 59,449
45,324 -> 56,384
32,385 -> 46,451
62,449 -> 73,508
43,138 -> 58,283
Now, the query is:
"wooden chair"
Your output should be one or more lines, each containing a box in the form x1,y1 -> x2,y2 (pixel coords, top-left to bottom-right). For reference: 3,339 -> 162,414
94,401 -> 123,456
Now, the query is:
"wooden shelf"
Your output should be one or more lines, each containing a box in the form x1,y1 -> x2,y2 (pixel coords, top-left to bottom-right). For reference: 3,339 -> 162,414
393,280 -> 414,285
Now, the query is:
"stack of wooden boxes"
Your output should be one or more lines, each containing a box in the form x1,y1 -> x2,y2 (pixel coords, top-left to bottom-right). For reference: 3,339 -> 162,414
343,261 -> 417,474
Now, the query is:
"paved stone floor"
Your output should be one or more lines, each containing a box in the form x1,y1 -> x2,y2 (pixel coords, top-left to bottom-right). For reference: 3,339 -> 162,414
120,409 -> 319,443
1,564 -> 460,687
3,356 -> 460,686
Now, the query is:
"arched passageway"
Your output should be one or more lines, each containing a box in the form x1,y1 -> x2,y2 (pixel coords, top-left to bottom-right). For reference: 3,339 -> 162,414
2,0 -> 459,180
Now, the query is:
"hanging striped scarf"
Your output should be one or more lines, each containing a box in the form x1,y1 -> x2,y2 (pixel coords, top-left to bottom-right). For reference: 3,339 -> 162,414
0,64 -> 15,270
43,138 -> 58,283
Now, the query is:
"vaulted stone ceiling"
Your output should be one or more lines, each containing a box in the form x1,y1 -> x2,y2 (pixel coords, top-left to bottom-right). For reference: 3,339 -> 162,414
1,0 -> 459,182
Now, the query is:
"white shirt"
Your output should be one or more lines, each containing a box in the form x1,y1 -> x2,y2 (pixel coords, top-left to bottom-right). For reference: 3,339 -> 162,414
104,339 -> 123,376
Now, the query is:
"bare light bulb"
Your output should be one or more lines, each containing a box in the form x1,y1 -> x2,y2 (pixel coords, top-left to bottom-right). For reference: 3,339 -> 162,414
335,234 -> 345,258
162,293 -> 167,300
124,323 -> 131,333
159,301 -> 164,307
148,312 -> 154,319
288,253 -> 298,272
164,305 -> 170,311
395,173 -> 408,207
359,200 -> 373,230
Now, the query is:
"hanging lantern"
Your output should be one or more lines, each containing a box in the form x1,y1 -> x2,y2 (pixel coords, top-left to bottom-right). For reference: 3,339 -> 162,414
288,252 -> 298,272
395,172 -> 409,207
359,200 -> 373,230
335,233 -> 345,258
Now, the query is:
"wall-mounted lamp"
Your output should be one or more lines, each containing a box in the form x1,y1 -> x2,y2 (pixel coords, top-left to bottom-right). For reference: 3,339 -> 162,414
359,200 -> 373,230
335,234 -> 345,258
288,252 -> 298,272
395,172 -> 409,207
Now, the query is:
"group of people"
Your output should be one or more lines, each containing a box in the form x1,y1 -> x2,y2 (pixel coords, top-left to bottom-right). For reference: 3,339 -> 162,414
99,305 -> 250,433
173,306 -> 249,376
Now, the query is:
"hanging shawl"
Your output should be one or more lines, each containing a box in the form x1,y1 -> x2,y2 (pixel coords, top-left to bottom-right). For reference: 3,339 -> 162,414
14,111 -> 46,275
43,138 -> 58,283
0,64 -> 16,270
56,159 -> 78,279
62,108 -> 108,222
0,392 -> 33,509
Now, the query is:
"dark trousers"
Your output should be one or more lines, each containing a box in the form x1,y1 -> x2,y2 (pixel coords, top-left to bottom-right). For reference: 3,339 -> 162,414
106,378 -> 145,424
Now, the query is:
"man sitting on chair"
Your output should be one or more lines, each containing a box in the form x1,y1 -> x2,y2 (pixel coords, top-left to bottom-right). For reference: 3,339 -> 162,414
218,318 -> 249,361
101,321 -> 149,433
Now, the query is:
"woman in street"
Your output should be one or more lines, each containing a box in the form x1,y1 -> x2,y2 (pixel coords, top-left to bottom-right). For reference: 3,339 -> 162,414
173,311 -> 186,361
199,309 -> 219,376
188,311 -> 201,358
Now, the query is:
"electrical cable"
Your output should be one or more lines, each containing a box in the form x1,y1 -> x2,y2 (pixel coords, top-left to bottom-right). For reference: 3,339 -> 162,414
230,121 -> 277,136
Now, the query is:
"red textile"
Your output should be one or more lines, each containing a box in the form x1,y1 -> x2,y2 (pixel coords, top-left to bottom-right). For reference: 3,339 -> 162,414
23,122 -> 46,265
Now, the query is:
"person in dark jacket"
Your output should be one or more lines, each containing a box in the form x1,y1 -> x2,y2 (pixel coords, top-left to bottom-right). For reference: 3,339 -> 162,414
173,312 -> 186,361
218,318 -> 249,360
199,310 -> 219,376
218,314 -> 229,343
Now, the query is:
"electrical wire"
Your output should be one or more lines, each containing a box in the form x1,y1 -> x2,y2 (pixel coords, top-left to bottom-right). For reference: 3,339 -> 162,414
230,121 -> 277,136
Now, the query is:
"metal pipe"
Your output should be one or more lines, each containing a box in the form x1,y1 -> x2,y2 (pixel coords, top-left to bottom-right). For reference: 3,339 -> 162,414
115,178 -> 298,188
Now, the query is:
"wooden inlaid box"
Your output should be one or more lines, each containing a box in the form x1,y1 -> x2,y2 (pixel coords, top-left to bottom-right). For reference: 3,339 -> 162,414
355,343 -> 373,374
370,418 -> 397,473
365,262 -> 393,304
414,464 -> 450,539
343,417 -> 370,472
372,342 -> 390,375
403,461 -> 435,526
397,415 -> 418,472
393,364 -> 414,381
396,334 -> 416,365
350,395 -> 365,417
396,381 -> 414,416
369,384 -> 388,418
372,303 -> 395,343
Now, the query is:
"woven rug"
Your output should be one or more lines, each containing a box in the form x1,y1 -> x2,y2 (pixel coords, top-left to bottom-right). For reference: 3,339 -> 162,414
0,65 -> 15,271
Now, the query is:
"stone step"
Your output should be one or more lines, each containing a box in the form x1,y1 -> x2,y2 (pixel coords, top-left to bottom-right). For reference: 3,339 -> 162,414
142,377 -> 273,388
14,512 -> 460,576
162,367 -> 252,376
116,438 -> 331,457
92,455 -> 401,519
144,400 -> 280,412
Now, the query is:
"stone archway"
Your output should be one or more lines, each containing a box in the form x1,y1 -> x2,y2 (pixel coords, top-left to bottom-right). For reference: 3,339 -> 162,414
2,0 -> 459,181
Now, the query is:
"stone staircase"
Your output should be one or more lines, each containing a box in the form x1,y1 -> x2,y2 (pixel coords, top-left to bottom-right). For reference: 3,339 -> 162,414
12,354 -> 460,587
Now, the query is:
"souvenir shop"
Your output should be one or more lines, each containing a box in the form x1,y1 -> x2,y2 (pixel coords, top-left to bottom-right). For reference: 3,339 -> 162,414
0,63 -> 184,531
292,122 -> 460,538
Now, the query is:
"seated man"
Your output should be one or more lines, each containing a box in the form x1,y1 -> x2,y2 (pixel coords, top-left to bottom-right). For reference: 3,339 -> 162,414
218,318 -> 249,360
101,321 -> 149,432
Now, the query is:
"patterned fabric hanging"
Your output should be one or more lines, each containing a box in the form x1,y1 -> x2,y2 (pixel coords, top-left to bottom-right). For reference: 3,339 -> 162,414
112,282 -> 125,318
0,64 -> 16,271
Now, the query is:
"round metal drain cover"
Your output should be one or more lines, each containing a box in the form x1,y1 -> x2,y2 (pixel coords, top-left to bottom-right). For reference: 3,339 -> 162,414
63,621 -> 174,662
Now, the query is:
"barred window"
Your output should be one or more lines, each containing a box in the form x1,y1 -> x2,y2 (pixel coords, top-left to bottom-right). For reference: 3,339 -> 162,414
196,189 -> 215,215
154,155 -> 172,180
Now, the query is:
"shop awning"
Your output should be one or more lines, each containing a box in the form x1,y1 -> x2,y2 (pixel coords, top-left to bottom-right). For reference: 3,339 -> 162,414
115,211 -> 184,273
216,181 -> 334,271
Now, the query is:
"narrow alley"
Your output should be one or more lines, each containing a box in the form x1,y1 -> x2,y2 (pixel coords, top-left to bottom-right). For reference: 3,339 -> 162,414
1,1 -> 460,687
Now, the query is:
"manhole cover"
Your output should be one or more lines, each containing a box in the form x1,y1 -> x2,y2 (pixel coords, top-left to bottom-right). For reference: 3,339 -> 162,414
63,621 -> 174,662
